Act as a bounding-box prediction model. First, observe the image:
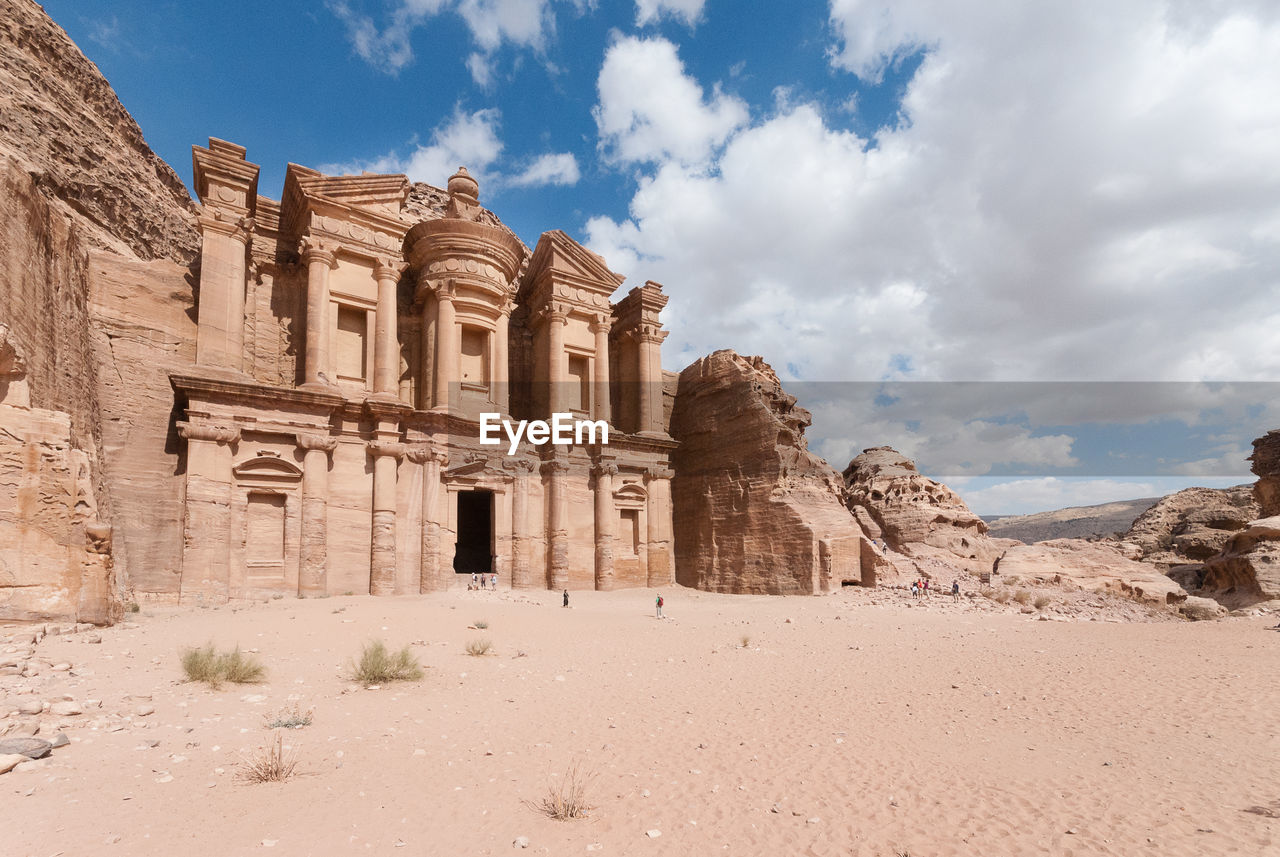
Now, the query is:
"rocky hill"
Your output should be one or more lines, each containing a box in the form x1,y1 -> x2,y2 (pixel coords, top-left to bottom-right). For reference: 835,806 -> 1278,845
1124,484 -> 1256,564
984,497 -> 1160,543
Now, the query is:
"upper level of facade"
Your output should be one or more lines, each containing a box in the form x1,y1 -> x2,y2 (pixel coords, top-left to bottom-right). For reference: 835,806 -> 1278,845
187,137 -> 669,436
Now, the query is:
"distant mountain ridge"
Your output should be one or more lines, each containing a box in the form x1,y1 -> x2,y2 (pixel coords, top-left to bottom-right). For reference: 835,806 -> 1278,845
983,497 -> 1162,543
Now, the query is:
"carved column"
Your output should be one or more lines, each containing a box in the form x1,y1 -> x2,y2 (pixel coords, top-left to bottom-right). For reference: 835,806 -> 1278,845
590,314 -> 611,424
636,328 -> 668,434
373,261 -> 401,397
195,214 -> 252,373
510,459 -> 536,589
368,440 -> 405,595
545,306 -> 568,416
542,458 -> 569,590
301,239 -> 337,388
494,302 -> 512,414
593,461 -> 618,591
408,443 -> 448,592
646,466 -> 675,586
297,432 -> 337,596
178,422 -> 240,603
432,282 -> 457,411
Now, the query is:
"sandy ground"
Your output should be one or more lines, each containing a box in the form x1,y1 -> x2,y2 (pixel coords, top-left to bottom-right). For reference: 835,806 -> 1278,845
3,587 -> 1279,857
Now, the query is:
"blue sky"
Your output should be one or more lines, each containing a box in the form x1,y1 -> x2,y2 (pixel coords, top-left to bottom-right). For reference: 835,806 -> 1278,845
40,1 -> 1280,514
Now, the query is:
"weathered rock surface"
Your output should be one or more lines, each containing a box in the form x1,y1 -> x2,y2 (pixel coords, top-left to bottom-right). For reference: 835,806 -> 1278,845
1250,430 -> 1280,516
1201,516 -> 1280,608
0,736 -> 52,759
0,0 -> 198,263
1125,484 -> 1256,564
994,539 -> 1187,605
986,497 -> 1160,543
842,447 -> 1019,579
671,351 -> 873,594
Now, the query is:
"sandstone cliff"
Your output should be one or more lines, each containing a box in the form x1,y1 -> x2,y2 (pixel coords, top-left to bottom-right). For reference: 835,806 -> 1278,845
0,0 -> 198,262
670,351 -> 875,594
842,446 -> 1018,579
0,0 -> 201,621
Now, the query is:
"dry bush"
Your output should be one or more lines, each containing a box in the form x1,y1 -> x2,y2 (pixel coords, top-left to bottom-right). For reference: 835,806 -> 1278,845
265,700 -> 314,729
534,761 -> 595,820
1013,589 -> 1032,605
221,647 -> 266,684
740,634 -> 751,648
989,588 -> 1012,604
238,733 -> 298,783
181,643 -> 265,689
465,637 -> 493,657
473,619 -> 489,630
1033,594 -> 1052,610
352,640 -> 423,683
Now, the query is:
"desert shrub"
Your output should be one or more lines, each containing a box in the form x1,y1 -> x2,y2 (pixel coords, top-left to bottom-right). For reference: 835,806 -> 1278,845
238,733 -> 297,783
465,637 -> 493,657
740,635 -> 751,648
266,700 -> 314,729
221,647 -> 266,684
352,640 -> 423,683
534,761 -> 594,820
990,589 -> 1012,604
1033,594 -> 1052,610
1013,589 -> 1032,605
473,619 -> 489,630
181,643 -> 264,689
126,602 -> 140,613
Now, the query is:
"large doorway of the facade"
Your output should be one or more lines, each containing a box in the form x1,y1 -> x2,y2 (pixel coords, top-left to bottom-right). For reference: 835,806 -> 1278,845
454,489 -> 494,576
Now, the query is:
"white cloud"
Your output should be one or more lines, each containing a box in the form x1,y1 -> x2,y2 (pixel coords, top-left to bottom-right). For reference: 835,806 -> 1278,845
330,0 -> 560,76
511,152 -> 581,187
320,108 -> 504,187
593,36 -> 748,166
635,0 -> 705,27
585,2 -> 1280,394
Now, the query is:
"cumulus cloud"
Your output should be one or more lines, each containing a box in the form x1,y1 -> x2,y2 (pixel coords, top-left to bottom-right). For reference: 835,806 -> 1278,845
330,0 -> 561,79
511,152 -> 581,187
319,108 -> 504,187
594,36 -> 749,166
635,0 -> 706,27
585,3 -> 1280,395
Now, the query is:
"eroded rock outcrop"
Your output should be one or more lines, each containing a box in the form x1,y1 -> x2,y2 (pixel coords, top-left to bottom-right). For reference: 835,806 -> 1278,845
842,447 -> 1018,580
671,351 -> 876,594
994,539 -> 1186,606
1125,484 -> 1257,564
1194,434 -> 1280,608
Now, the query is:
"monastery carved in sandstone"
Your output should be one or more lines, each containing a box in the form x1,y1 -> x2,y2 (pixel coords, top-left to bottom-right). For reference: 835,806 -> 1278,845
176,139 -> 675,601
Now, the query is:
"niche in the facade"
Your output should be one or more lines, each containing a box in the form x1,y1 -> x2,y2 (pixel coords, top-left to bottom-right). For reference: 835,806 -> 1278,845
335,305 -> 368,381
567,353 -> 590,413
460,325 -> 490,392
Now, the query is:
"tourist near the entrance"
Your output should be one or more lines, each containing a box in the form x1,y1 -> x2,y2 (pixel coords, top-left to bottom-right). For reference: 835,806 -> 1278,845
656,593 -> 664,619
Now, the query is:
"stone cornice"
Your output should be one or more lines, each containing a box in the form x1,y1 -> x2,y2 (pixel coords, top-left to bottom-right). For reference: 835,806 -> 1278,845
171,373 -> 344,411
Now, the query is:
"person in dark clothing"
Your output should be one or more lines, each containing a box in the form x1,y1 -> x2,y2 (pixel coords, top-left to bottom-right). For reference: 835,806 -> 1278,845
562,589 -> 569,608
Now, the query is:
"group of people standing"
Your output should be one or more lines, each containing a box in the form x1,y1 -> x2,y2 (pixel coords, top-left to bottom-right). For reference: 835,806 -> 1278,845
910,578 -> 963,601
469,572 -> 498,590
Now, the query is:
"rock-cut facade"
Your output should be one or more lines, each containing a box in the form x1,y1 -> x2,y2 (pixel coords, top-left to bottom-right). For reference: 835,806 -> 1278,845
175,139 -> 675,602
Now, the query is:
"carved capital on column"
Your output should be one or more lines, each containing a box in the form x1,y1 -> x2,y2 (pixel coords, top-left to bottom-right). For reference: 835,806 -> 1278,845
593,460 -> 620,478
373,258 -> 405,282
178,422 -> 241,445
537,304 -> 569,326
368,440 -> 407,460
406,443 -> 448,465
298,236 -> 338,268
296,432 -> 338,453
645,466 -> 675,481
503,458 -> 538,475
540,459 -> 570,477
589,314 -> 611,335
198,210 -> 254,244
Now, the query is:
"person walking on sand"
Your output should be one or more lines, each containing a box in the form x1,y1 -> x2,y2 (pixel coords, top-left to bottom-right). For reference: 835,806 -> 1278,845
911,581 -> 919,598
656,593 -> 664,619
952,580 -> 960,601
563,589 -> 569,608
491,573 -> 497,590
923,578 -> 930,597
